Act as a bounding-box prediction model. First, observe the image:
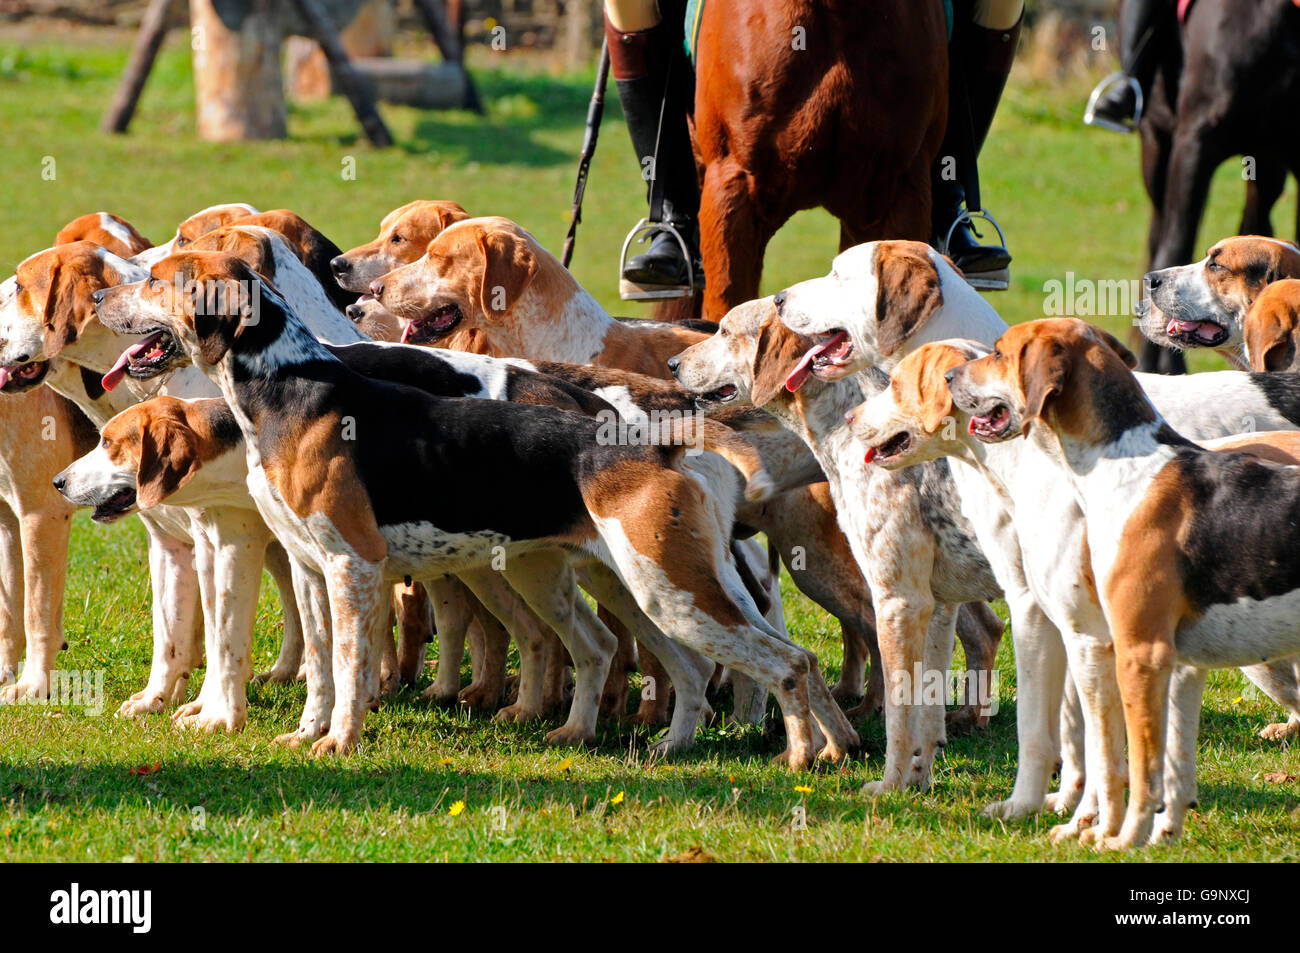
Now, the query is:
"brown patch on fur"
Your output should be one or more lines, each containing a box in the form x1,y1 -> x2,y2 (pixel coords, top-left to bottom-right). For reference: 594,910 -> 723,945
889,342 -> 981,433
750,313 -> 816,407
263,411 -> 388,563
54,212 -> 152,258
1104,461 -> 1194,817
1201,429 -> 1300,464
1243,278 -> 1300,372
102,395 -> 242,507
974,319 -> 1152,442
1205,236 -> 1300,319
12,242 -> 134,356
186,227 -> 278,282
174,204 -> 258,247
597,323 -> 710,379
582,458 -> 749,628
873,241 -> 944,357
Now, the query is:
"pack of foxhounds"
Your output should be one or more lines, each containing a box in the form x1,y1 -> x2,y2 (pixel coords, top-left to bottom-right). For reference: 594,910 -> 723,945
5,202 -> 1300,850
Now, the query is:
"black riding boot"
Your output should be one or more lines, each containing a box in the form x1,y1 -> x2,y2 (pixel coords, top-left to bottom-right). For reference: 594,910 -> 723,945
932,8 -> 1021,282
1085,0 -> 1172,131
606,13 -> 701,295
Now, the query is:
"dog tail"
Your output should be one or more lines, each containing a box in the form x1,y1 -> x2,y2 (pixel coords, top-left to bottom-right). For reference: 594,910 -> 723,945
661,416 -> 775,502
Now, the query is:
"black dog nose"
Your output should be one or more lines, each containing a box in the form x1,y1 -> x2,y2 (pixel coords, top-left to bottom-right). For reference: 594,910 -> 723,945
1145,273 -> 1161,291
330,256 -> 350,277
773,291 -> 786,311
369,279 -> 384,297
345,304 -> 363,321
52,475 -> 65,492
92,288 -> 106,305
666,356 -> 681,375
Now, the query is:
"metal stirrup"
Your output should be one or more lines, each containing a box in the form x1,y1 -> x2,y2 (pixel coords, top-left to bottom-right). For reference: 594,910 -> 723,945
618,219 -> 700,301
1083,72 -> 1145,133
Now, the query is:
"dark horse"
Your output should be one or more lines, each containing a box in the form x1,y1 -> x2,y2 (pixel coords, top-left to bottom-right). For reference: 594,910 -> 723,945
679,0 -> 947,320
1137,0 -> 1300,372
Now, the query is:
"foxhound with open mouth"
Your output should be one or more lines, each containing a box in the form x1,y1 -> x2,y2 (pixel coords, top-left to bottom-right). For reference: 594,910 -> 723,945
670,297 -> 1015,797
1136,235 -> 1300,358
945,317 -> 1300,848
95,250 -> 859,765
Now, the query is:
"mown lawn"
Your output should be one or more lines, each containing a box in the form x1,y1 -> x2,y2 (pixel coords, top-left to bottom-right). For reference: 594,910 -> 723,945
0,32 -> 1297,862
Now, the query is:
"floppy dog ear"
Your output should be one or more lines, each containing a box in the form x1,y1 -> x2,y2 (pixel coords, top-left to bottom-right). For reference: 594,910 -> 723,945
1091,327 -> 1138,369
477,229 -> 537,320
430,201 -> 469,233
751,318 -> 813,407
1020,340 -> 1071,425
875,249 -> 943,357
41,258 -> 103,354
1245,303 -> 1300,373
912,349 -> 959,433
190,264 -> 260,366
136,416 -> 201,508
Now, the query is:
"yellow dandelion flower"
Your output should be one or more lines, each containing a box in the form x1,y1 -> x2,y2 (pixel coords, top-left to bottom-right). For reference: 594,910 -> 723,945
611,791 -> 625,805
794,784 -> 813,794
558,757 -> 574,772
448,800 -> 465,817
437,756 -> 454,765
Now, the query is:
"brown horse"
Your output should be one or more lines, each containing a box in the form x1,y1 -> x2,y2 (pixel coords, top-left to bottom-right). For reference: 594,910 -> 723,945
683,0 -> 948,319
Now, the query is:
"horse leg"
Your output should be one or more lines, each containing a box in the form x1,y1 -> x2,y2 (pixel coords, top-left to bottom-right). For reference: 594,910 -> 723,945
1240,155 -> 1287,236
698,157 -> 775,319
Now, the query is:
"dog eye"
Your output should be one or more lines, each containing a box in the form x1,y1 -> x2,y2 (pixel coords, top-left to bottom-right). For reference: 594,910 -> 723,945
100,436 -> 109,449
1207,260 -> 1224,273
391,234 -> 403,244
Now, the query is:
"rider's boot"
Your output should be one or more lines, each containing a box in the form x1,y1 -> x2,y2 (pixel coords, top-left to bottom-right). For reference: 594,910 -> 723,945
605,6 -> 701,297
933,3 -> 1021,285
1085,0 -> 1167,132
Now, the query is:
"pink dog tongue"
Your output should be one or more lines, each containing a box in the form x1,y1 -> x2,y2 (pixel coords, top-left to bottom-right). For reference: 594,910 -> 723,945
1167,318 -> 1220,341
0,367 -> 9,390
785,332 -> 849,392
784,349 -> 817,392
102,332 -> 164,391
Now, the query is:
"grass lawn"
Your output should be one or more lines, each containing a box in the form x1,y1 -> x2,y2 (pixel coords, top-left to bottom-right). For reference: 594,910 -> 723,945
1,33 -> 1298,862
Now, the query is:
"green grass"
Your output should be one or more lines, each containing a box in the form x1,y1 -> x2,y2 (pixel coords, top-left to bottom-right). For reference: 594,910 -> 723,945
2,37 -> 1299,862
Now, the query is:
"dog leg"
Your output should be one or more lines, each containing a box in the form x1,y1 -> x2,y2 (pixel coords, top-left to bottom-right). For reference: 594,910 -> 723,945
866,581 -> 935,792
542,627 -> 572,715
1044,669 -> 1086,816
581,565 -> 712,754
458,601 -> 508,712
255,541 -> 305,684
983,599 -> 1066,820
1094,624 -> 1174,850
395,580 -> 433,686
312,555 -> 387,756
117,523 -> 201,715
0,502 -> 24,687
504,552 -> 614,746
1150,664 -> 1208,845
173,510 -> 269,732
424,575 -> 474,705
1052,636 -> 1126,844
1242,658 -> 1300,741
459,568 -> 548,723
0,506 -> 73,703
948,601 -> 1005,731
274,560 -> 333,746
629,640 -> 672,727
599,616 -> 635,719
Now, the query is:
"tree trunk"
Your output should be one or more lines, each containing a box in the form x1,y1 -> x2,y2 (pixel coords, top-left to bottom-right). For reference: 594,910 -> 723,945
190,0 -> 287,141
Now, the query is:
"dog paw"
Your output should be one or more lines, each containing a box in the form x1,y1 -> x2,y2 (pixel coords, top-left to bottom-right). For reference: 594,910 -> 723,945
421,683 -> 460,707
544,723 -> 595,747
1043,786 -> 1084,815
1048,812 -> 1096,844
492,702 -> 542,725
310,728 -> 361,757
458,682 -> 503,713
116,690 -> 167,718
944,704 -> 988,734
1148,813 -> 1183,845
0,674 -> 50,704
648,732 -> 696,757
1259,719 -> 1299,741
251,664 -> 299,686
982,797 -> 1041,821
172,698 -> 246,733
830,682 -> 863,707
